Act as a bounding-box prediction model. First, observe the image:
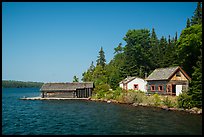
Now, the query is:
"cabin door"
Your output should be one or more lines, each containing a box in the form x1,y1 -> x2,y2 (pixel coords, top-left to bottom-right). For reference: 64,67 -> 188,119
176,85 -> 182,96
172,84 -> 176,96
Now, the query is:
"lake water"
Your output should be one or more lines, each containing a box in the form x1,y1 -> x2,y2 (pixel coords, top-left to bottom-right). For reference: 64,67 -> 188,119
2,88 -> 202,135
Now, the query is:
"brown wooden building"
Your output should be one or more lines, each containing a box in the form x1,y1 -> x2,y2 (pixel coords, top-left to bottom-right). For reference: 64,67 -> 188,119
40,82 -> 94,98
145,66 -> 191,96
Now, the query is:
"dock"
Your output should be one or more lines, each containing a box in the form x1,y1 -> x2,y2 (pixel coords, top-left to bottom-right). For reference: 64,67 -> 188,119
20,97 -> 90,100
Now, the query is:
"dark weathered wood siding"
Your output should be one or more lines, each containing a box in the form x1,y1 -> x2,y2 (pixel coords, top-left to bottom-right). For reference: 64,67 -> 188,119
147,80 -> 168,94
42,91 -> 75,98
41,88 -> 93,98
40,82 -> 94,98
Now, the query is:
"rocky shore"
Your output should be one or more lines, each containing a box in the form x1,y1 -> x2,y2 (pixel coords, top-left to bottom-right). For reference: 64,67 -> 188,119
20,96 -> 202,115
89,98 -> 202,115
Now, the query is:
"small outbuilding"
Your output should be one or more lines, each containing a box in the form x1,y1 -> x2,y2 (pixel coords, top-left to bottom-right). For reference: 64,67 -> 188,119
119,76 -> 147,92
145,66 -> 191,96
40,82 -> 94,98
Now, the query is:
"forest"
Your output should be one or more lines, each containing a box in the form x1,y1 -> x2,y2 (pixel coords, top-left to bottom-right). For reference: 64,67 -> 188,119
81,2 -> 202,109
2,80 -> 44,88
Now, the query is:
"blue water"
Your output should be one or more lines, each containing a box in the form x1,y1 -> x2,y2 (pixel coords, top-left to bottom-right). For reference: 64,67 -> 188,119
2,88 -> 202,135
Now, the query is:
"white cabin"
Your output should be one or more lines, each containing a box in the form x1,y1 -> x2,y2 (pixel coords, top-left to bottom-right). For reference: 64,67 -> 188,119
119,77 -> 147,92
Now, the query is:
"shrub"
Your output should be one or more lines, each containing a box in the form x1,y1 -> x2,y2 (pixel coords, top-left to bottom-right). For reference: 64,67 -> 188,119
163,96 -> 174,108
93,83 -> 111,99
153,93 -> 161,106
178,92 -> 193,109
112,87 -> 125,100
133,90 -> 146,104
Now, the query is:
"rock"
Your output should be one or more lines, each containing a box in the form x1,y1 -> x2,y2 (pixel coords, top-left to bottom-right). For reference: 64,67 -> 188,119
161,106 -> 169,110
197,109 -> 202,114
169,108 -> 178,111
107,100 -> 111,103
133,103 -> 139,106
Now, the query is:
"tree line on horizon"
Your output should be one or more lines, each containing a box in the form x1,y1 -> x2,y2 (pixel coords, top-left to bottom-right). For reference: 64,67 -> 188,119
81,2 -> 202,108
2,80 -> 44,88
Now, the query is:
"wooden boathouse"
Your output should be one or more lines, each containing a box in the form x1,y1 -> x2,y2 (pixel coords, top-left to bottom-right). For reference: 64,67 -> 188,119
40,82 -> 94,98
146,66 -> 191,96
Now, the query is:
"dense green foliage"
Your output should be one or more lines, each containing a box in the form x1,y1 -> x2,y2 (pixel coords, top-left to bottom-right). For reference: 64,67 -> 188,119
2,80 -> 44,88
82,2 -> 202,109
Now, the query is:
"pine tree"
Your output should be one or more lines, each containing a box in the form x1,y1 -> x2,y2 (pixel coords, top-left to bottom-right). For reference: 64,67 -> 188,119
188,49 -> 202,108
191,2 -> 202,25
149,28 -> 159,69
186,18 -> 191,28
96,47 -> 106,68
168,35 -> 171,44
150,28 -> 158,45
114,43 -> 123,54
73,75 -> 79,82
89,61 -> 95,73
175,32 -> 178,42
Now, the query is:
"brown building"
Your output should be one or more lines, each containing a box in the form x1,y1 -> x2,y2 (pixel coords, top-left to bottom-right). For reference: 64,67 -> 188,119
40,82 -> 94,98
145,66 -> 191,96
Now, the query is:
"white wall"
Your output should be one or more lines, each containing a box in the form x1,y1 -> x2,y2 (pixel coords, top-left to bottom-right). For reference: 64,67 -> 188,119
127,78 -> 147,92
176,85 -> 182,96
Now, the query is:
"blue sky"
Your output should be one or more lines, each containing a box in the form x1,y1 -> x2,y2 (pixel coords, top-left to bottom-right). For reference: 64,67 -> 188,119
2,2 -> 197,83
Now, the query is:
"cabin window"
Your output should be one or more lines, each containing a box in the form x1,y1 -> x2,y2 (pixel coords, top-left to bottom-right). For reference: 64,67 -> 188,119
176,72 -> 181,77
158,85 -> 163,91
134,84 -> 138,90
150,85 -> 156,91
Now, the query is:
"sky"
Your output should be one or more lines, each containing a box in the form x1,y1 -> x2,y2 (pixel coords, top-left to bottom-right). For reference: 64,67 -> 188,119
2,2 -> 197,83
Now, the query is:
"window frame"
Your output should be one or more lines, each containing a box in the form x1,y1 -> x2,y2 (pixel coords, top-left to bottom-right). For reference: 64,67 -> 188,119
158,85 -> 164,92
150,85 -> 156,91
134,84 -> 139,90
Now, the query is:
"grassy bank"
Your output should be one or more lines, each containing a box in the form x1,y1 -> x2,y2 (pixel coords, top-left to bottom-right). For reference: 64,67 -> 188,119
90,87 -> 202,114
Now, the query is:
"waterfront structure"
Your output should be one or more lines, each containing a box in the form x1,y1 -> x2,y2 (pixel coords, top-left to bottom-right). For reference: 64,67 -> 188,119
119,77 -> 147,92
40,82 -> 94,98
145,66 -> 191,96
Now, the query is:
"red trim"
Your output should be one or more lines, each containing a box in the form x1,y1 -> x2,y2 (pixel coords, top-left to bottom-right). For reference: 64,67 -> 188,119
158,85 -> 164,92
151,85 -> 156,91
134,84 -> 139,90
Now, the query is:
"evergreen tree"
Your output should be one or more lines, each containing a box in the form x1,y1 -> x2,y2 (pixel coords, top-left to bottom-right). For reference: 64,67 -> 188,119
150,28 -> 158,46
188,49 -> 202,108
73,75 -> 79,82
114,43 -> 123,54
175,32 -> 178,42
96,47 -> 106,68
89,61 -> 95,73
149,28 -> 160,69
186,18 -> 191,28
191,2 -> 202,25
81,61 -> 95,82
157,36 -> 168,68
168,35 -> 171,44
122,29 -> 151,78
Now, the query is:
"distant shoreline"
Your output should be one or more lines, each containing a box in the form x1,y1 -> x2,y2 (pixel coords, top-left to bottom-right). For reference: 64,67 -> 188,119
2,80 -> 44,88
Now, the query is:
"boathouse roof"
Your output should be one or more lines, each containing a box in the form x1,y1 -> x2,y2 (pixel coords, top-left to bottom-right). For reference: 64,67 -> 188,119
145,66 -> 191,81
40,82 -> 94,92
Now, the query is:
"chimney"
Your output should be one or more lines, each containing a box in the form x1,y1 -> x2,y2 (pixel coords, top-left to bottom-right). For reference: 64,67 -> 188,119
145,72 -> 147,79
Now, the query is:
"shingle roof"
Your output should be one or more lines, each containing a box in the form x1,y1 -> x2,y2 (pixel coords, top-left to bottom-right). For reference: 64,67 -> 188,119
40,82 -> 94,91
119,76 -> 136,84
145,66 -> 180,81
119,76 -> 145,84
